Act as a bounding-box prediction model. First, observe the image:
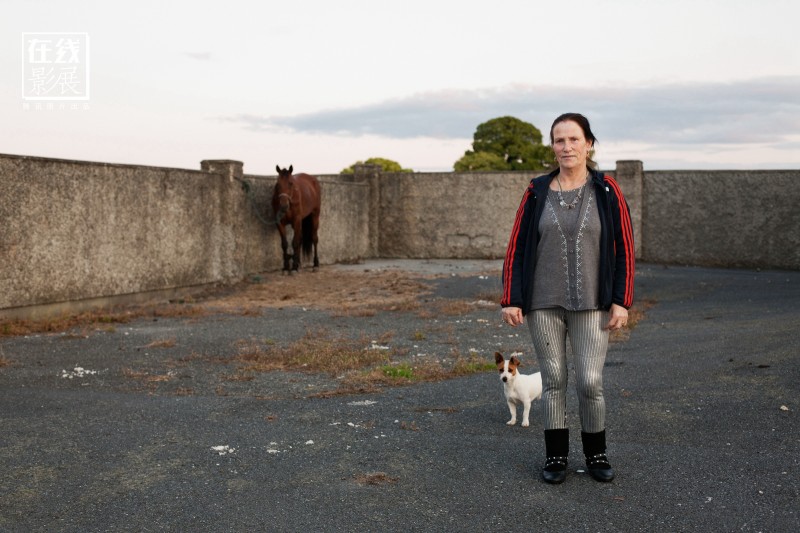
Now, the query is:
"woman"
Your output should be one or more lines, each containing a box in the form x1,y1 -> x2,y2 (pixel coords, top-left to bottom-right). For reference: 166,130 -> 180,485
501,113 -> 634,484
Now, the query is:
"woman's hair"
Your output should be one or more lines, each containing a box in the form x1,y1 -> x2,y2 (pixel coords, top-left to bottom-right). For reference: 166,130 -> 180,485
549,112 -> 598,168
549,113 -> 597,146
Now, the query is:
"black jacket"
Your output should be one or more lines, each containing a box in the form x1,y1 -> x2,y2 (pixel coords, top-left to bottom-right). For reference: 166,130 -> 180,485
501,168 -> 635,315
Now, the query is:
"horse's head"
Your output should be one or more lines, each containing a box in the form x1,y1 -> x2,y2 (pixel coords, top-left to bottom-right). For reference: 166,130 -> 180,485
274,165 -> 295,220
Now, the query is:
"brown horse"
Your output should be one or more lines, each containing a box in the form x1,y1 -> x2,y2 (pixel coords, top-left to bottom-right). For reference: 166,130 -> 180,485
272,165 -> 321,273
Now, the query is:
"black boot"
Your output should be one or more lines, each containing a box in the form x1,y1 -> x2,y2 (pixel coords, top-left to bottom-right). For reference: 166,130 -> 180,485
542,428 -> 569,484
581,430 -> 615,482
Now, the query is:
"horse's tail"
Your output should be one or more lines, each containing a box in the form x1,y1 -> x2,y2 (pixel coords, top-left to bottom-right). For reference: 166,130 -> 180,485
301,214 -> 314,259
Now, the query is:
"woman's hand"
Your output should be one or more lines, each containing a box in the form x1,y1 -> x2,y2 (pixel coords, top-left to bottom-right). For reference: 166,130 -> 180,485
605,303 -> 629,331
501,306 -> 524,327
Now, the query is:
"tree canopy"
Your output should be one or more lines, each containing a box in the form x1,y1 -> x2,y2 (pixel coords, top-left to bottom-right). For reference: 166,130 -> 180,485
341,157 -> 412,174
454,116 -> 555,171
453,151 -> 507,172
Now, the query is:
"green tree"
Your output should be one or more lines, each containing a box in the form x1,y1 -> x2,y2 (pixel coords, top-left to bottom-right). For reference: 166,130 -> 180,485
341,157 -> 413,174
453,151 -> 507,172
454,116 -> 555,171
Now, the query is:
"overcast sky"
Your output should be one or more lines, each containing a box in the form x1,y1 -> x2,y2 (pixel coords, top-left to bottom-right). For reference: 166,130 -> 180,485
2,0 -> 799,174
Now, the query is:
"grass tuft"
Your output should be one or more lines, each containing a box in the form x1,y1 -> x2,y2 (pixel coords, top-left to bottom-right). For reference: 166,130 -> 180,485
145,338 -> 177,349
233,329 -> 392,376
0,304 -> 207,338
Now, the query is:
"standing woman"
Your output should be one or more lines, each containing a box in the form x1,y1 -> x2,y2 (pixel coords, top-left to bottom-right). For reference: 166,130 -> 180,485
501,113 -> 634,484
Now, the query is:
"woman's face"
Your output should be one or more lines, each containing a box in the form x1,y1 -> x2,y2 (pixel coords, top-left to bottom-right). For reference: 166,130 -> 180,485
551,120 -> 592,171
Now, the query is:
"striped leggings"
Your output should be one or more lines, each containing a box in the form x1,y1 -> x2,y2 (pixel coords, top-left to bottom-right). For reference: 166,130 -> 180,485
527,308 -> 609,433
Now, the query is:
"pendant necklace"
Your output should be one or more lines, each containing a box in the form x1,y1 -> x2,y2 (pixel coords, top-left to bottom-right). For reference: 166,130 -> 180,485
556,175 -> 587,209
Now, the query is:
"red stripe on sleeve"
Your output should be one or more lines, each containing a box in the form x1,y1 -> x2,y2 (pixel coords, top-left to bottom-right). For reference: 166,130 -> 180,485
605,176 -> 635,307
502,186 -> 532,305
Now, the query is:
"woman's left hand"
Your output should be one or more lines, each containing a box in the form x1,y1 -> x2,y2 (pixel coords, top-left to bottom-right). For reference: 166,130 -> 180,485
501,306 -> 524,327
605,303 -> 629,331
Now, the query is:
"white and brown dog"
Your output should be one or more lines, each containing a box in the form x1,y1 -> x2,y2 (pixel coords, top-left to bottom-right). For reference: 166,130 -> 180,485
495,352 -> 542,427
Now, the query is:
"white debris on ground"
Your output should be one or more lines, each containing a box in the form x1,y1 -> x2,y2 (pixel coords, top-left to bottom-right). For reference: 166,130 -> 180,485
365,342 -> 390,351
60,367 -> 99,379
348,400 -> 378,406
266,440 -> 315,455
211,445 -> 236,456
262,416 -> 398,457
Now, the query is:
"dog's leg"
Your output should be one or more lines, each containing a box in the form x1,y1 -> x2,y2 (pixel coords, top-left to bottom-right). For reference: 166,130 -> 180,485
506,400 -> 517,426
521,400 -> 532,427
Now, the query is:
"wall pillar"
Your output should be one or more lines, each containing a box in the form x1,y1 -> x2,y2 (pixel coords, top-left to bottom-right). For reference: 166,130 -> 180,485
200,159 -> 243,182
200,159 -> 247,281
614,160 -> 643,259
353,163 -> 382,258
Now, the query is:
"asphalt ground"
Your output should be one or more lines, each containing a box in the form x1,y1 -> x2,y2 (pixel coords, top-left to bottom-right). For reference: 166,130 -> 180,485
1,261 -> 798,532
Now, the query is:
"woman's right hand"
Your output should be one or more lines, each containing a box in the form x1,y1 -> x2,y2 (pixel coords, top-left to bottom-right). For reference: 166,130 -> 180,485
501,306 -> 523,327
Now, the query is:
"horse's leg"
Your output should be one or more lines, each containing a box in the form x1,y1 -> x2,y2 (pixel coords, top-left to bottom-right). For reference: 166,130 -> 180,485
277,223 -> 291,274
291,218 -> 302,272
311,210 -> 320,271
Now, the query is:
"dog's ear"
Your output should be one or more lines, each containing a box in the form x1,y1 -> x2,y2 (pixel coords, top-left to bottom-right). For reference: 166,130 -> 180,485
510,356 -> 521,366
494,352 -> 504,364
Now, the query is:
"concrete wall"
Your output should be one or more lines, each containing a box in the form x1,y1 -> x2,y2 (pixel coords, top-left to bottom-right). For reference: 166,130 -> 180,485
1,156 -> 248,313
1,152 -> 798,318
641,170 -> 800,270
0,154 -> 370,318
376,170 -> 535,259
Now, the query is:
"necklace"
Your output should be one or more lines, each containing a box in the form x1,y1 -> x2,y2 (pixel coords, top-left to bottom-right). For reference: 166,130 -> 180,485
555,175 -> 587,209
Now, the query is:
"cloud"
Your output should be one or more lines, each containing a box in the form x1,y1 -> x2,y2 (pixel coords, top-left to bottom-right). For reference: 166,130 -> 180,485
223,77 -> 800,147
